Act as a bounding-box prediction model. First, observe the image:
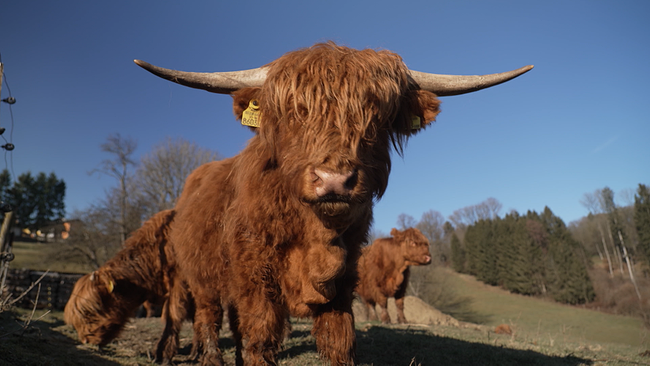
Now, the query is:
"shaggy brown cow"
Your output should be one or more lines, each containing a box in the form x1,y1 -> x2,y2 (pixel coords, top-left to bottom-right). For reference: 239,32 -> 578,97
356,228 -> 431,324
135,42 -> 531,366
64,209 -> 195,364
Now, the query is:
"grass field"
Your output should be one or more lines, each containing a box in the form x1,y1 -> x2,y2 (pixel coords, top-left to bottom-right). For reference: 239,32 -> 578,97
8,241 -> 93,273
1,307 -> 648,366
2,242 -> 649,365
446,269 -> 646,347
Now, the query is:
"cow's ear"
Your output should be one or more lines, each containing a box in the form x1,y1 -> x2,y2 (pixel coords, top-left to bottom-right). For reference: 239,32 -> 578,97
95,272 -> 115,294
390,228 -> 400,237
394,90 -> 441,136
232,87 -> 263,131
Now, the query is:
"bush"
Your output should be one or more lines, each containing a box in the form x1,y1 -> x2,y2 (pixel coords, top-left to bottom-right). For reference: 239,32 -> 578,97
587,263 -> 650,327
407,265 -> 489,324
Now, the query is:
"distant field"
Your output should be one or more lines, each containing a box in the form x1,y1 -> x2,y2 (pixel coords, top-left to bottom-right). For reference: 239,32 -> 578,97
8,241 -> 93,273
440,267 -> 646,347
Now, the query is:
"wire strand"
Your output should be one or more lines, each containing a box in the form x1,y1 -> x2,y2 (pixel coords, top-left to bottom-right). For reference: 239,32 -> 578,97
0,52 -> 17,182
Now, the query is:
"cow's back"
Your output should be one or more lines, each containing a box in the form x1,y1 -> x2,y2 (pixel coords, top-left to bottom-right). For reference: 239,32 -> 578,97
170,158 -> 236,287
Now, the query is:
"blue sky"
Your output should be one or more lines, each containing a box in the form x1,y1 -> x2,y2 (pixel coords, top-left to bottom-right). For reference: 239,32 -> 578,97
0,1 -> 648,232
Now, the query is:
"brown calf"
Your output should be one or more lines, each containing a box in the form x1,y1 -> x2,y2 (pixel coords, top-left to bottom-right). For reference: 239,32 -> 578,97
63,210 -> 195,365
357,228 -> 432,324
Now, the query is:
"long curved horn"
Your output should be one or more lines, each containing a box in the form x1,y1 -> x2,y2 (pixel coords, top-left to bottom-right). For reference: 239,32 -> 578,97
134,60 -> 267,94
135,59 -> 532,96
409,65 -> 534,96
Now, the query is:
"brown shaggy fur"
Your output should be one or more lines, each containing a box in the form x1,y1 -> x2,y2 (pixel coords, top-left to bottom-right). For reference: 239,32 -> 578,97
356,228 -> 432,324
166,42 -> 441,366
63,210 -> 195,365
495,324 -> 513,335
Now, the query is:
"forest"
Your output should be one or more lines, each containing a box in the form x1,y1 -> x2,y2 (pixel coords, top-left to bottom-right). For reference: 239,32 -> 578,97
396,186 -> 650,323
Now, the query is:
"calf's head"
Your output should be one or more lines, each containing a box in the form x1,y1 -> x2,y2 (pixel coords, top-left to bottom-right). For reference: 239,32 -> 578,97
64,270 -> 144,346
391,227 -> 432,265
135,42 -> 531,228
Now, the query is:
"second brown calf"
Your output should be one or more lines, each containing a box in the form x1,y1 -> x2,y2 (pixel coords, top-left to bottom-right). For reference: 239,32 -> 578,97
64,210 -> 195,365
356,227 -> 431,324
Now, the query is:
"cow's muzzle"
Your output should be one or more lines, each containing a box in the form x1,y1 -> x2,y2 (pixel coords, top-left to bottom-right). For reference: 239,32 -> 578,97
313,169 -> 358,199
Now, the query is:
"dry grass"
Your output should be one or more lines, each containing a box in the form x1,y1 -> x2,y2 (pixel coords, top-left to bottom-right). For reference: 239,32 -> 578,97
3,243 -> 649,365
2,308 -> 648,366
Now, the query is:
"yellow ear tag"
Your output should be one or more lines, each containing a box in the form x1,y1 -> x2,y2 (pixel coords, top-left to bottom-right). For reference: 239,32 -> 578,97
241,99 -> 261,128
107,280 -> 114,293
411,115 -> 421,130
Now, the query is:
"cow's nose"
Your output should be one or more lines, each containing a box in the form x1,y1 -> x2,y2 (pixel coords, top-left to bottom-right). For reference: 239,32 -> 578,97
313,169 -> 358,197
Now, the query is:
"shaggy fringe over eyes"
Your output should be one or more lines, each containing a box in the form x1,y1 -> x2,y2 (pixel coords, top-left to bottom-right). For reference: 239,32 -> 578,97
261,42 -> 414,155
66,274 -> 103,318
64,209 -> 177,345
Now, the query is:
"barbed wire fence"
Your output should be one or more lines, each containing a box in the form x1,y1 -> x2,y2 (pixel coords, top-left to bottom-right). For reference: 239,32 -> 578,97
0,57 -> 48,337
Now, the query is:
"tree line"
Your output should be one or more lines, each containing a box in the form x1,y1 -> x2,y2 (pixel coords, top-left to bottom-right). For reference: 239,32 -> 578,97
571,185 -> 650,302
0,134 -> 219,270
452,207 -> 594,305
395,185 -> 649,309
65,134 -> 220,268
0,170 -> 66,231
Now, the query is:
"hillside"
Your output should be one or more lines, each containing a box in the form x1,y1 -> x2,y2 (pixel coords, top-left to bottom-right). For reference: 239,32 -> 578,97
449,268 -> 644,347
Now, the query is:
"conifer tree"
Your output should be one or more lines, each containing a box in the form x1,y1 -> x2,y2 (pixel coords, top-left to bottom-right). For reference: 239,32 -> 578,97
525,214 -> 548,295
540,207 -> 594,304
3,170 -> 66,230
505,216 -> 541,295
0,170 -> 11,208
463,224 -> 480,276
635,184 -> 650,266
475,219 -> 499,285
495,214 -> 516,290
450,232 -> 466,273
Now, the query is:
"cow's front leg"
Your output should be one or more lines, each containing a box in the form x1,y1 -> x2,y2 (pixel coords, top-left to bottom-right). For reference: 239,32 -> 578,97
227,304 -> 243,366
155,297 -> 180,364
313,306 -> 356,366
312,281 -> 356,366
156,279 -> 194,365
394,270 -> 410,324
194,298 -> 224,366
363,299 -> 378,321
236,300 -> 286,365
376,296 -> 391,324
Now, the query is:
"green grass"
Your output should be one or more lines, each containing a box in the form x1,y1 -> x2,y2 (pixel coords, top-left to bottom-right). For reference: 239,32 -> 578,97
8,241 -> 92,273
444,268 -> 647,347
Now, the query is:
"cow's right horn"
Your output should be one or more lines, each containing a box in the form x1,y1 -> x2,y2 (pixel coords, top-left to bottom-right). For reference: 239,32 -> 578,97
409,65 -> 534,96
134,60 -> 268,94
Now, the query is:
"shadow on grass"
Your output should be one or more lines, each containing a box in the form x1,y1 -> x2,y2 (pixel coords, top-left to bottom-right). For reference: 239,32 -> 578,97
0,310 -> 122,366
356,326 -> 592,366
278,328 -> 316,360
277,321 -> 592,366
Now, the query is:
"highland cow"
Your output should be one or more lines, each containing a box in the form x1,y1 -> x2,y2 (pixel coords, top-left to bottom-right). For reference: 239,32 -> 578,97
64,210 -> 195,365
135,42 -> 532,365
356,228 -> 432,324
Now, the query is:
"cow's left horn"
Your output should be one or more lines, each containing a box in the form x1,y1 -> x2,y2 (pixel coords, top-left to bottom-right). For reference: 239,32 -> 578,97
409,65 -> 534,96
134,60 -> 267,94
